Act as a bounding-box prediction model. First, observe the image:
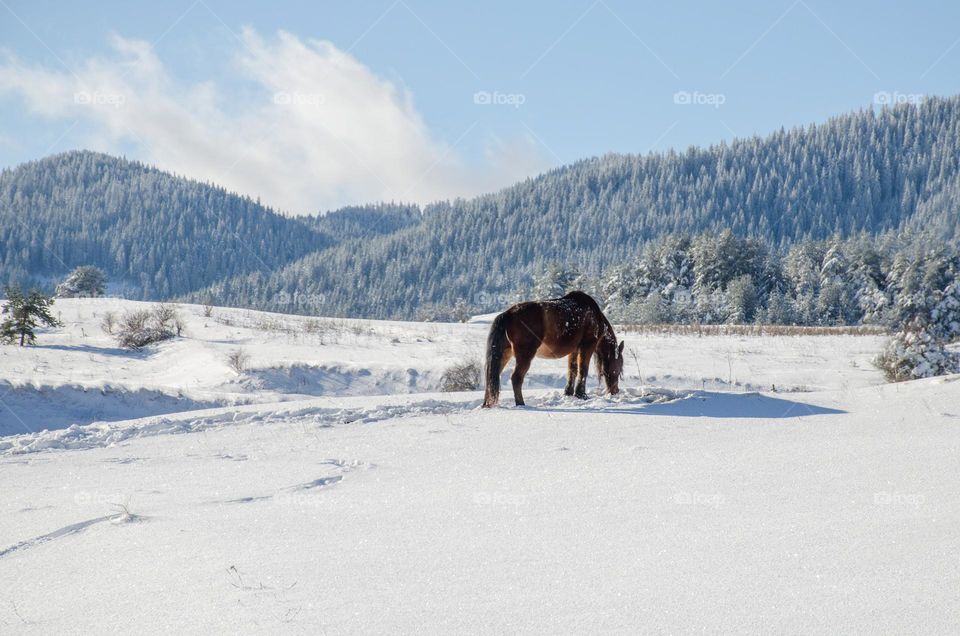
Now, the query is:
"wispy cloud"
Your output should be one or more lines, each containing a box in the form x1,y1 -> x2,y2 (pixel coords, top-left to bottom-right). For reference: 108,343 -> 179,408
0,29 -> 549,214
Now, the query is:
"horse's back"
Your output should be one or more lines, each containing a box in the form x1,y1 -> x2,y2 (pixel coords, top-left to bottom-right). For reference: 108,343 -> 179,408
497,291 -> 606,358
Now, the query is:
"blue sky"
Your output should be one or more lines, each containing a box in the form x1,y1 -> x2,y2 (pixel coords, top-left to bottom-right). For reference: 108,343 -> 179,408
1,0 -> 958,214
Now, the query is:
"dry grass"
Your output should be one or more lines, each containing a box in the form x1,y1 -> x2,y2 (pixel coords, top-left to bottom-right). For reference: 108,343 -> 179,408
618,323 -> 890,337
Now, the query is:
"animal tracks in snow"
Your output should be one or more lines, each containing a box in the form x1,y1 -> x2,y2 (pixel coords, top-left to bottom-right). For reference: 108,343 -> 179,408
215,458 -> 373,506
0,385 -> 841,458
0,510 -> 142,559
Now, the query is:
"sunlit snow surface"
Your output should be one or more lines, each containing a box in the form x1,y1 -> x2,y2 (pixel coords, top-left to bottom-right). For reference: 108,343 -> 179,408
1,299 -> 958,633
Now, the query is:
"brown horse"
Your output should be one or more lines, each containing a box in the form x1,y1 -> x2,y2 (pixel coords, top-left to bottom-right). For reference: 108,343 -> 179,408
482,290 -> 624,407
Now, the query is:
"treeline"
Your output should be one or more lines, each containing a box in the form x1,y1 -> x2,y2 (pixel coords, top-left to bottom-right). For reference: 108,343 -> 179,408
196,98 -> 960,319
0,150 -> 422,298
4,98 -> 960,320
530,230 -> 959,327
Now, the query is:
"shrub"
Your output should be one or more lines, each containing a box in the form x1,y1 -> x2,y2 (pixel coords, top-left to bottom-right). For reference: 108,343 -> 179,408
226,349 -> 250,375
440,358 -> 482,392
100,311 -> 117,335
874,318 -> 960,382
115,307 -> 177,349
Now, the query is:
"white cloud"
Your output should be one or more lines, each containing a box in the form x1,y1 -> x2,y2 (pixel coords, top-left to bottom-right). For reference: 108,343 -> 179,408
0,29 -> 550,214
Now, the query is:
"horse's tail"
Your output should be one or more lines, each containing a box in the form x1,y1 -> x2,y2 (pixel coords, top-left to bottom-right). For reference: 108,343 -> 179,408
482,313 -> 509,407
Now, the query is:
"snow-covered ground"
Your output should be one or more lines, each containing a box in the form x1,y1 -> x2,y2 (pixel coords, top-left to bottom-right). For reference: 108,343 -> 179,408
2,299 -> 958,633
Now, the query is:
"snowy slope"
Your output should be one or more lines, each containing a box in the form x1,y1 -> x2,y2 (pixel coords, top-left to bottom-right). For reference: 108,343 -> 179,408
0,299 -> 885,435
2,299 -> 957,633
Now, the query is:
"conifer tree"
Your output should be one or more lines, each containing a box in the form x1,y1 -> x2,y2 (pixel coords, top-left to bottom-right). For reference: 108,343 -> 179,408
1,286 -> 62,346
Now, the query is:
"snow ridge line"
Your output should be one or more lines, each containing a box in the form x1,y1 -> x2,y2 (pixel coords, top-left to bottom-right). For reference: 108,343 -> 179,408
0,514 -> 118,559
0,388 -> 684,456
0,396 -> 481,456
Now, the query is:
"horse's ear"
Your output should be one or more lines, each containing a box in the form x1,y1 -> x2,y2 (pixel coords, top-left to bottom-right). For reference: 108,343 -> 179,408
617,341 -> 625,356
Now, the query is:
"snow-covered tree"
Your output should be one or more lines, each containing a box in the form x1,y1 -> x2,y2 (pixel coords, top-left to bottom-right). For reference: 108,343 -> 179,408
726,274 -> 759,324
817,239 -> 858,324
764,289 -> 794,325
784,242 -> 823,325
931,282 -> 960,340
875,317 -> 959,381
56,265 -> 107,298
533,263 -> 584,299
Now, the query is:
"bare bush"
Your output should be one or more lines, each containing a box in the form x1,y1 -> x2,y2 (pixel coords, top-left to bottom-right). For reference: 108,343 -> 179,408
120,309 -> 150,332
202,304 -> 214,318
115,307 -> 176,349
152,303 -> 179,329
100,311 -> 116,335
440,358 -> 482,392
226,348 -> 250,375
618,323 -> 889,337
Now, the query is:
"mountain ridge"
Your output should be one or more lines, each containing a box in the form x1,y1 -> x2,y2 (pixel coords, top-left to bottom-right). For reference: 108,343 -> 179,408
2,98 -> 959,318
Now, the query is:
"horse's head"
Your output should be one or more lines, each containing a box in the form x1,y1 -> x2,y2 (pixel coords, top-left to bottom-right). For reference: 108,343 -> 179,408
600,339 -> 624,395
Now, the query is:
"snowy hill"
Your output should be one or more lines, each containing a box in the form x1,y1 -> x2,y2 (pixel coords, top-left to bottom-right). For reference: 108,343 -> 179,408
2,299 -> 959,632
7,99 -> 960,319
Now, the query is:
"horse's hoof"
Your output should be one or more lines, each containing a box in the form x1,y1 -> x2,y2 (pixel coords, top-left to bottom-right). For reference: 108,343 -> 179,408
575,393 -> 588,400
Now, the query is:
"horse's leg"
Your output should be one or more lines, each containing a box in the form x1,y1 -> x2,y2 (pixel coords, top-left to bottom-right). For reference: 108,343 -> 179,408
511,349 -> 534,406
564,354 -> 576,396
574,347 -> 591,399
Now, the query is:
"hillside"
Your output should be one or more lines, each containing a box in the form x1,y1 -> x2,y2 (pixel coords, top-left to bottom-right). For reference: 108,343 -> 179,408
4,99 -> 960,317
0,149 -> 427,300
199,98 -> 960,318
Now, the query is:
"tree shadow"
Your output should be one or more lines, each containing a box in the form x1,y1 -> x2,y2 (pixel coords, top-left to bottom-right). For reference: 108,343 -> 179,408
32,343 -> 147,359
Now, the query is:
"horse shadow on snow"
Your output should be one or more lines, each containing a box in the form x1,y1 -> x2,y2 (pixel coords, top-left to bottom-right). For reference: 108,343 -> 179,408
524,390 -> 845,419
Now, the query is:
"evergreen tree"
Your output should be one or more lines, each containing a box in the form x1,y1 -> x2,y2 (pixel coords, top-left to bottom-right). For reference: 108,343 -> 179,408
931,282 -> 960,341
56,265 -> 107,298
533,263 -> 584,299
726,275 -> 759,324
875,317 -> 959,381
1,286 -> 62,346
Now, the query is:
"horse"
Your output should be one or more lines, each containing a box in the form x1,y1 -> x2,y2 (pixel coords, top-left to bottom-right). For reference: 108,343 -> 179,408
482,290 -> 625,408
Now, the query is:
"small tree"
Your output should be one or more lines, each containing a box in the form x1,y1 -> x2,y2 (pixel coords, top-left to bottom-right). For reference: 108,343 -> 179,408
875,317 -> 959,382
1,285 -> 62,346
56,266 -> 107,298
100,311 -> 117,335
